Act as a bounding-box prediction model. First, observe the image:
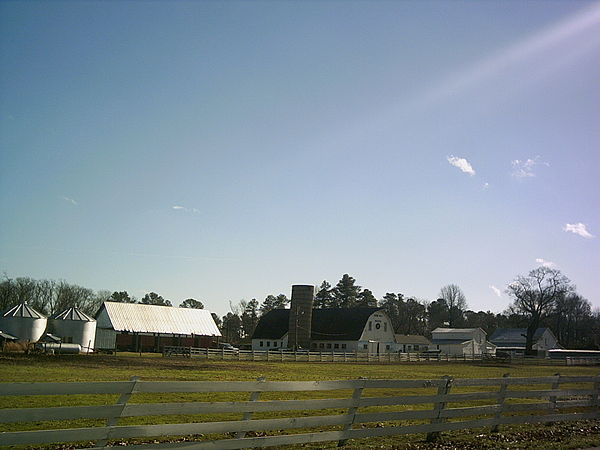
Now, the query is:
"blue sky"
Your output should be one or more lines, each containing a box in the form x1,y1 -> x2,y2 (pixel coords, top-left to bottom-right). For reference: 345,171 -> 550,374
1,1 -> 599,317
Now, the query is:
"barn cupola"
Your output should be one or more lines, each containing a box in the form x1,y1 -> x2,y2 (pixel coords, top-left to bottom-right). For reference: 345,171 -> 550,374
288,284 -> 314,350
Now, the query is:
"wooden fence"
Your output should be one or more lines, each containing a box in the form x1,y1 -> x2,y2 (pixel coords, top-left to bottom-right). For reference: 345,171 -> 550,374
162,346 -> 600,365
1,375 -> 599,449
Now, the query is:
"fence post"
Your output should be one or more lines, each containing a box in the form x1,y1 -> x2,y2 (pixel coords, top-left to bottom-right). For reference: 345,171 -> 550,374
338,377 -> 366,447
426,375 -> 453,442
235,376 -> 265,439
96,376 -> 139,448
491,373 -> 510,433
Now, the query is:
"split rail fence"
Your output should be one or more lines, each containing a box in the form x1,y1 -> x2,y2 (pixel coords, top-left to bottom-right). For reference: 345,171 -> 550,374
0,375 -> 599,449
162,346 -> 600,365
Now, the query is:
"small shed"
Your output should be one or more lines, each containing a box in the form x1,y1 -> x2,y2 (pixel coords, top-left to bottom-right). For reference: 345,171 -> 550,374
394,334 -> 431,352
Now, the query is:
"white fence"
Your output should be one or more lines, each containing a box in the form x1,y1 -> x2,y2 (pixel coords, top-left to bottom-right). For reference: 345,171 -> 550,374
0,375 -> 598,449
162,346 -> 600,365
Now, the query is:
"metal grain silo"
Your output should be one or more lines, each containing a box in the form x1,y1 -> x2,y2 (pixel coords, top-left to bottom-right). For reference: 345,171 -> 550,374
49,307 -> 96,353
0,303 -> 47,342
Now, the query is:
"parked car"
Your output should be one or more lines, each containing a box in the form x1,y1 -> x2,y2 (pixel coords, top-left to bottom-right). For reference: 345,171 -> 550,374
218,343 -> 239,353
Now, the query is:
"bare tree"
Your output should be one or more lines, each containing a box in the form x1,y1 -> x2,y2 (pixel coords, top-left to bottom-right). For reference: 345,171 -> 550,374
438,284 -> 467,327
506,267 -> 573,355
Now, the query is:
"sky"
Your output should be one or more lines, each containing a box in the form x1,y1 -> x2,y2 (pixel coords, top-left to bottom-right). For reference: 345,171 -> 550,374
1,1 -> 599,317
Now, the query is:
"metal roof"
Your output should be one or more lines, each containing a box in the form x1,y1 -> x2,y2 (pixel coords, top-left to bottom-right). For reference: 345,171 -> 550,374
53,306 -> 95,322
251,308 -> 383,341
489,328 -> 550,344
394,334 -> 431,345
97,302 -> 221,336
1,303 -> 46,319
432,328 -> 483,334
0,330 -> 19,340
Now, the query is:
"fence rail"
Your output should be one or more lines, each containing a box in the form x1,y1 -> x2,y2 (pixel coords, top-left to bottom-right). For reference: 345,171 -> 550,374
1,375 -> 598,449
162,346 -> 600,365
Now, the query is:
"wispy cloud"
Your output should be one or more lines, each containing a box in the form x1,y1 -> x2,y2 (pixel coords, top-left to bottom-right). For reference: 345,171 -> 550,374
535,258 -> 555,268
447,155 -> 475,176
563,223 -> 594,239
418,3 -> 600,107
172,205 -> 200,214
489,285 -> 502,297
511,156 -> 549,178
60,196 -> 78,206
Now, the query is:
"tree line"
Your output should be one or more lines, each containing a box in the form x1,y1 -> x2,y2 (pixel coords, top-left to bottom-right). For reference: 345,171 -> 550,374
2,267 -> 598,353
0,275 -> 204,317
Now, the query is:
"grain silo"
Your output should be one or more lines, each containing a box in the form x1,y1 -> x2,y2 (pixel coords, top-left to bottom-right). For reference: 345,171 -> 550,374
0,303 -> 47,342
49,306 -> 96,352
288,284 -> 314,350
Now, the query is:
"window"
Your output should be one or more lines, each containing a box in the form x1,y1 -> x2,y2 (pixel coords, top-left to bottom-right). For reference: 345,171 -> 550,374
341,343 -> 347,349
414,345 -> 420,351
319,343 -> 324,349
384,323 -> 387,332
334,343 -> 339,349
260,341 -> 263,347
368,321 -> 372,331
267,341 -> 270,347
375,323 -> 381,330
386,345 -> 390,350
326,343 -> 332,349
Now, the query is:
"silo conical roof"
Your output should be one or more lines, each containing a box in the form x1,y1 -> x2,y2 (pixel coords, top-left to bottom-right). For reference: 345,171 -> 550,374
52,306 -> 95,322
1,303 -> 46,319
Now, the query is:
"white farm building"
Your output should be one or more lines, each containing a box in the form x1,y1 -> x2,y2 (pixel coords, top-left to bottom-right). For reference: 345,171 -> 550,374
95,301 -> 221,352
430,327 -> 496,356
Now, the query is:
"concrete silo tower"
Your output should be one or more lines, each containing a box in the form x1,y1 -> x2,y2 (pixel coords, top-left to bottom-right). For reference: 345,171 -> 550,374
287,284 -> 314,350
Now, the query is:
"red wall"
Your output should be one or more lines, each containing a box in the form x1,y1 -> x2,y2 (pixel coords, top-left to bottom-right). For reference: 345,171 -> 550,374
115,333 -> 218,352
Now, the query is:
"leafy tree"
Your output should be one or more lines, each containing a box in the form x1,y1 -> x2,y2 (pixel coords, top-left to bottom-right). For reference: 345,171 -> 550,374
331,274 -> 362,308
110,291 -> 137,303
427,298 -> 449,332
551,293 -> 592,349
506,267 -> 573,355
357,289 -> 377,307
438,284 -> 467,327
241,298 -> 260,338
463,310 -> 501,335
314,281 -> 334,308
221,312 -> 242,344
211,312 -> 222,329
403,298 -> 427,335
180,298 -> 204,309
260,294 -> 288,315
141,292 -> 172,306
380,293 -> 402,332
380,293 -> 427,335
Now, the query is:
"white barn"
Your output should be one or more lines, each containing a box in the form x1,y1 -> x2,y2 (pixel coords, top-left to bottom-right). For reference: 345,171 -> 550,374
95,302 -> 221,352
430,327 -> 496,356
251,307 -> 396,353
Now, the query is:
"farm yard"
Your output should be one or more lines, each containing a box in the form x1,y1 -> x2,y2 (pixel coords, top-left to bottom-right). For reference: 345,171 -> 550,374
1,353 -> 599,449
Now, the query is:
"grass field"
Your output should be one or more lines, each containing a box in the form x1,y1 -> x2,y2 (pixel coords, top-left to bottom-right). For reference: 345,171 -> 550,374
1,353 -> 599,449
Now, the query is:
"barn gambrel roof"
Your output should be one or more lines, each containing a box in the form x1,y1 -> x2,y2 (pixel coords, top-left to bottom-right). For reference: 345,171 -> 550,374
95,301 -> 221,336
252,307 -> 383,341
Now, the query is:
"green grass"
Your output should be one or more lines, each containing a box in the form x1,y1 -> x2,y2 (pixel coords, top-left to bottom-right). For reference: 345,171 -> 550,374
1,353 -> 599,449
